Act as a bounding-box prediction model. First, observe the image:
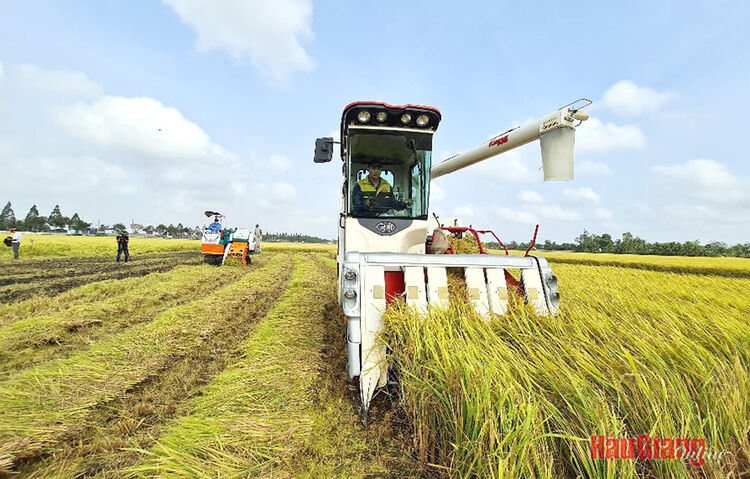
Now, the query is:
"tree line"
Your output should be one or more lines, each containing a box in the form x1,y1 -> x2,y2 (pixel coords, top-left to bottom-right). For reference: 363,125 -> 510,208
0,202 -> 200,237
0,202 -> 92,233
486,230 -> 749,258
263,232 -> 332,243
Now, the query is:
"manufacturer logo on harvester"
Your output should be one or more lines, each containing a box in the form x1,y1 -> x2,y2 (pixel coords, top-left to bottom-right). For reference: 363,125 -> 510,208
376,221 -> 397,234
488,135 -> 508,148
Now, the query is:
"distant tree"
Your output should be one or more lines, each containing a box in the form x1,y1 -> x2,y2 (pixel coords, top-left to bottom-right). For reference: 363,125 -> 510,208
0,202 -> 16,230
596,233 -> 614,252
69,213 -> 91,233
155,224 -> 167,235
23,204 -> 48,232
574,229 -> 596,252
48,204 -> 69,230
143,225 -> 155,235
112,222 -> 127,232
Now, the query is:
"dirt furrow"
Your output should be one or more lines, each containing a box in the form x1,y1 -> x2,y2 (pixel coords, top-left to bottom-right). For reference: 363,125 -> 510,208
0,253 -> 203,303
0,256 -> 271,378
0,254 -> 292,474
16,256 -> 294,478
0,252 -> 200,276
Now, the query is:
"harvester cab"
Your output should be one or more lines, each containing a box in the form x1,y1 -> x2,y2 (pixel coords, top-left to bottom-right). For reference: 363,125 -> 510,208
200,211 -> 260,266
314,100 -> 591,423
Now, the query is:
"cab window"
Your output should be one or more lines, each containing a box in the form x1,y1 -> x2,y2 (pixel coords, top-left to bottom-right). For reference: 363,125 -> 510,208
346,130 -> 432,219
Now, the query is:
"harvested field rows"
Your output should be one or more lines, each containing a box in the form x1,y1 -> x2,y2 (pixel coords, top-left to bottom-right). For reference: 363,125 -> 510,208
0,248 -> 422,478
0,252 -> 203,303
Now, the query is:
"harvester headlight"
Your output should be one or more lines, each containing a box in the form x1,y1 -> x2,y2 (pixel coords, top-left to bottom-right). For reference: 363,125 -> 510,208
357,111 -> 371,123
545,273 -> 558,289
400,113 -> 412,124
344,288 -> 357,299
376,111 -> 387,122
416,114 -> 429,127
344,270 -> 356,280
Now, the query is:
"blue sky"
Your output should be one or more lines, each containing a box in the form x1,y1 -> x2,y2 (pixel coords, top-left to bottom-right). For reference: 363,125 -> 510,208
0,0 -> 748,243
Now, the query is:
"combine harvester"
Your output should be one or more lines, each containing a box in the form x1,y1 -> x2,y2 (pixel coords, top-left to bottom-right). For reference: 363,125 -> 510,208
314,99 -> 591,424
201,211 -> 261,266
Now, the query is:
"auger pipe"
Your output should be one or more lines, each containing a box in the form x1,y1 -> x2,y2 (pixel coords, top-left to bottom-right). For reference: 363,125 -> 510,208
431,100 -> 591,180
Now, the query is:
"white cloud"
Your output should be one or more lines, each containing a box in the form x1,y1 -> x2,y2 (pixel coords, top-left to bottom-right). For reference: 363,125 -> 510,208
602,80 -> 674,117
593,208 -> 614,221
0,155 -> 135,196
496,207 -> 537,225
536,205 -> 581,222
563,187 -> 601,204
653,159 -> 747,206
15,63 -> 103,98
57,96 -> 222,160
0,61 -> 4,78
271,182 -> 297,202
576,117 -> 646,153
268,154 -> 290,173
578,160 -> 612,177
430,182 -> 445,202
163,0 -> 315,85
453,204 -> 475,219
519,190 -> 544,204
471,149 -> 538,183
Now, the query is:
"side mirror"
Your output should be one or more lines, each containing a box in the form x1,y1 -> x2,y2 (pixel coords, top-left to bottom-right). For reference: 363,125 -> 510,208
314,137 -> 334,163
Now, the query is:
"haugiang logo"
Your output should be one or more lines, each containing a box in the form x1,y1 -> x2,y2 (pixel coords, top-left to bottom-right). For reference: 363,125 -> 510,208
590,435 -> 731,467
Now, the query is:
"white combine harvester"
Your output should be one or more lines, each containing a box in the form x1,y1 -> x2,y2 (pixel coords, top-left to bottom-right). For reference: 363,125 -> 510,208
314,99 -> 591,424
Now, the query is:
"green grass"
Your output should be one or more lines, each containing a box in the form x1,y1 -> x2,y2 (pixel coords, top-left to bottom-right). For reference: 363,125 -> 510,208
128,254 -> 420,478
0,254 -> 291,467
127,254 -> 328,477
0,263 -> 251,376
0,261 -> 208,328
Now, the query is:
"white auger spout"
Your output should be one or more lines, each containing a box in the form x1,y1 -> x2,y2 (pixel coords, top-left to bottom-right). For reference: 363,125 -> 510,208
432,99 -> 591,181
314,99 -> 590,423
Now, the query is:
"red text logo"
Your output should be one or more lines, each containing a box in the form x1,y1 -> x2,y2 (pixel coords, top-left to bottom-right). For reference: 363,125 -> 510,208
488,135 -> 508,148
590,435 -> 707,467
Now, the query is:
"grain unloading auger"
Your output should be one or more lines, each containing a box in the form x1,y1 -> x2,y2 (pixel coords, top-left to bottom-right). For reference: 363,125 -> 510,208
314,99 -> 591,424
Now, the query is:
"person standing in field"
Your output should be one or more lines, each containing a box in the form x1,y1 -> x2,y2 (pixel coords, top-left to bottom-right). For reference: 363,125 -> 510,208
10,227 -> 21,260
116,229 -> 129,263
253,224 -> 262,252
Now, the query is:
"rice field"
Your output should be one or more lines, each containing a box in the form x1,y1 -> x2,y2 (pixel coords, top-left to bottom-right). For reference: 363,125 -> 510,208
0,237 -> 746,478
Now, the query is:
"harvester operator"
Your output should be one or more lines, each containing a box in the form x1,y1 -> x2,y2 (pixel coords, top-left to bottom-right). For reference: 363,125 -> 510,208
352,161 -> 413,215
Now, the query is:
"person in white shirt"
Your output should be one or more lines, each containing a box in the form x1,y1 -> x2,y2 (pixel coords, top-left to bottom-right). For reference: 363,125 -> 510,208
10,227 -> 21,260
